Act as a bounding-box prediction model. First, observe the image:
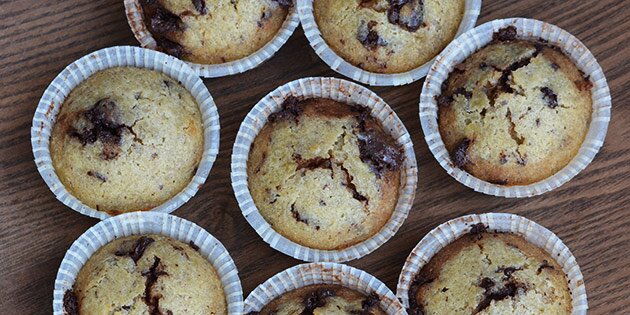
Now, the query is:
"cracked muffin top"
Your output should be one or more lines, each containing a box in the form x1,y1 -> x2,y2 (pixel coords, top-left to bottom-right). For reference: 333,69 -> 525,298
247,97 -> 403,250
63,234 -> 226,315
50,67 -> 203,214
248,284 -> 387,315
139,0 -> 292,64
313,0 -> 465,74
438,26 -> 593,185
408,224 -> 572,315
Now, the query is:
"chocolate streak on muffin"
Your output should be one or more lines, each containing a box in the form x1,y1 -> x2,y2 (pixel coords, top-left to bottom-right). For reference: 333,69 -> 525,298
537,259 -> 555,275
357,20 -> 387,51
115,236 -> 155,263
142,256 -> 170,315
387,0 -> 425,32
188,240 -> 200,251
302,287 -> 335,314
453,138 -> 472,169
68,98 -> 129,160
540,87 -> 559,109
63,290 -> 79,315
473,277 -> 527,314
356,292 -> 382,315
353,106 -> 403,177
192,0 -> 207,15
268,96 -> 304,124
140,0 -> 187,58
469,223 -> 487,239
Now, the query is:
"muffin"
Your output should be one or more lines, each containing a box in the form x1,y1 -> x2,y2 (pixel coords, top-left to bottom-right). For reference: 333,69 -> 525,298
437,26 -> 593,185
313,0 -> 465,74
248,284 -> 386,315
62,234 -> 227,315
408,223 -> 572,314
247,96 -> 403,250
139,0 -> 292,64
50,67 -> 203,214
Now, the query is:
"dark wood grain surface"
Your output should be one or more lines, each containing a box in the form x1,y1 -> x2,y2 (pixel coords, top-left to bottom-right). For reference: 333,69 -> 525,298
1,1 -> 628,314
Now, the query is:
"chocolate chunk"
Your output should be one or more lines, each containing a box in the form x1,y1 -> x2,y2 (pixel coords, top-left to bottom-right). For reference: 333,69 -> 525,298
155,37 -> 187,59
435,94 -> 453,107
387,0 -> 425,32
497,266 -> 522,280
453,138 -> 472,169
469,223 -> 487,239
69,98 -> 127,160
356,129 -> 404,176
268,96 -> 304,123
540,87 -> 558,109
141,0 -> 187,58
115,236 -> 155,264
474,278 -> 526,314
294,154 -> 332,171
453,87 -> 472,100
303,288 -> 335,314
354,292 -> 381,315
192,0 -> 207,15
143,256 -> 169,315
188,240 -> 199,251
441,287 -> 449,292
290,203 -> 309,225
492,26 -> 518,42
87,170 -> 108,182
537,260 -> 555,275
63,290 -> 79,315
149,7 -> 183,34
357,20 -> 387,50
272,0 -> 293,8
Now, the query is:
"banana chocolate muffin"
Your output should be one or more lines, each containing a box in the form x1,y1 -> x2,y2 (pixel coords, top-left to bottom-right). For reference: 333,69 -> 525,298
437,26 -> 593,185
139,0 -> 292,64
63,234 -> 226,315
247,97 -> 403,250
50,67 -> 203,215
248,284 -> 386,315
408,223 -> 572,315
313,0 -> 465,73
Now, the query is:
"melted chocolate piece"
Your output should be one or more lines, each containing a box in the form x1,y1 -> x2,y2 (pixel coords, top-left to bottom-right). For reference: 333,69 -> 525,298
142,256 -> 169,315
290,203 -> 309,225
69,98 -> 127,160
356,292 -> 381,315
272,0 -> 293,9
188,240 -> 200,251
537,260 -> 555,275
192,0 -> 207,15
268,96 -> 303,123
453,138 -> 472,169
492,26 -> 518,42
473,277 -> 527,314
356,130 -> 403,176
357,20 -> 387,50
497,266 -> 522,280
302,288 -> 335,314
453,87 -> 473,100
294,154 -> 332,171
87,170 -> 108,182
141,0 -> 187,58
339,164 -> 369,203
387,0 -> 425,32
149,6 -> 183,34
63,290 -> 79,315
540,87 -> 558,109
469,223 -> 487,239
115,236 -> 155,264
156,37 -> 187,59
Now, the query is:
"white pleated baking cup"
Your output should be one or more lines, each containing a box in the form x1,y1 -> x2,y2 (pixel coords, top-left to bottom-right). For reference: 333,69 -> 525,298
31,46 -> 221,220
124,0 -> 300,78
396,213 -> 587,314
297,0 -> 481,86
245,262 -> 404,314
52,212 -> 243,315
419,18 -> 612,197
231,77 -> 418,262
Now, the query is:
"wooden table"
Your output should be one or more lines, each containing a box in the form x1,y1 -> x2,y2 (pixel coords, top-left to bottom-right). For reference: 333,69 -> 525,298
1,1 -> 628,314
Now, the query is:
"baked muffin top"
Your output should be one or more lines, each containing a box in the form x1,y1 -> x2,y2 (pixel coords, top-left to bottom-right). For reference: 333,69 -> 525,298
313,0 -> 465,73
248,284 -> 386,315
63,234 -> 226,315
408,223 -> 572,315
50,67 -> 203,214
140,0 -> 292,64
437,26 -> 593,185
247,97 -> 403,250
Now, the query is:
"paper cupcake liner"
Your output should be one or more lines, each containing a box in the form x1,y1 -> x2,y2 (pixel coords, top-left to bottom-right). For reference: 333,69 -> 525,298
230,77 -> 418,262
31,46 -> 221,220
52,212 -> 243,315
245,262 -> 404,314
124,0 -> 300,78
297,0 -> 481,86
420,18 -> 612,197
396,213 -> 588,314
